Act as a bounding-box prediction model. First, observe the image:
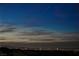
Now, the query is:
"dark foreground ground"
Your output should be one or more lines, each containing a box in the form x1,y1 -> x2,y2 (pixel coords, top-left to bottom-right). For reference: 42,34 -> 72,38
0,47 -> 78,56
0,41 -> 79,56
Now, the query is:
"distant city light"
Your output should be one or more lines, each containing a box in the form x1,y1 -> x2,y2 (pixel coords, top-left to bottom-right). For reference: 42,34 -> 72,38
57,48 -> 59,51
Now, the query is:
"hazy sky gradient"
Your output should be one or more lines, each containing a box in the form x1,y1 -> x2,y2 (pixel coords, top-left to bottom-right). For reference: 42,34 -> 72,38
0,4 -> 78,49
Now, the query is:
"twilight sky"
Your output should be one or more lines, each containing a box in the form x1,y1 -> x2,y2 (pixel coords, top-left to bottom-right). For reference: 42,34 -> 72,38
0,3 -> 78,49
0,3 -> 78,43
0,3 -> 78,32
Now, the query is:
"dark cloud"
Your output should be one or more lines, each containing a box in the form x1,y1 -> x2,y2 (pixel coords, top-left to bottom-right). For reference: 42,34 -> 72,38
0,24 -> 16,33
19,30 -> 53,36
0,37 -> 6,40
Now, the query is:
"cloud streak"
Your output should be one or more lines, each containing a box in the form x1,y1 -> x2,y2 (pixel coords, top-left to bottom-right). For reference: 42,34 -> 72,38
0,24 -> 78,43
